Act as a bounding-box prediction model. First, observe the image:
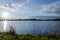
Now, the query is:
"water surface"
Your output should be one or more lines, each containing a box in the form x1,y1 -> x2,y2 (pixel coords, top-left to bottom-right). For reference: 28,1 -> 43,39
0,21 -> 60,35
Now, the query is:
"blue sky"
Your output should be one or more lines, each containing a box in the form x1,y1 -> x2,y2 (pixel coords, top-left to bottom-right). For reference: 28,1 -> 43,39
0,0 -> 60,18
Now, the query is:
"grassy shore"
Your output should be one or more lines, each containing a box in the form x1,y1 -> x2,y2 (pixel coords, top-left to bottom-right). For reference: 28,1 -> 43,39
0,32 -> 60,40
0,26 -> 59,40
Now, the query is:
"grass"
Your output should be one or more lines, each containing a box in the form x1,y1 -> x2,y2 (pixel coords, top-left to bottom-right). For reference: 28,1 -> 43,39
0,26 -> 59,40
0,32 -> 60,40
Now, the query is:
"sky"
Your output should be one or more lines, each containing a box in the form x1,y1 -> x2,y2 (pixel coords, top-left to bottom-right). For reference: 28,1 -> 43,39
0,0 -> 60,18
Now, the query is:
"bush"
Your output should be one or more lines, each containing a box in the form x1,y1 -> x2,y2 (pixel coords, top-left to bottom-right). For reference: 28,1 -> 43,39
8,25 -> 16,35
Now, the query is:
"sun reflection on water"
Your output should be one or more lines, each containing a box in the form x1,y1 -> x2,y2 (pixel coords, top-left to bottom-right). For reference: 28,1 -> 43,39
3,21 -> 7,32
2,11 -> 9,32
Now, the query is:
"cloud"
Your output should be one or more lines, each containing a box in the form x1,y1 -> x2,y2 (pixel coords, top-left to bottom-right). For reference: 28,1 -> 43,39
0,4 -> 16,11
26,0 -> 31,3
40,2 -> 60,14
2,3 -> 22,10
0,3 -> 30,12
26,0 -> 34,3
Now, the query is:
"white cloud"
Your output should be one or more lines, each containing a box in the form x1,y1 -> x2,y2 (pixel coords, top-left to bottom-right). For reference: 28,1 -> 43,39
26,0 -> 34,3
40,2 -> 60,14
26,0 -> 30,3
0,4 -> 16,11
2,3 -> 22,10
0,3 -> 30,12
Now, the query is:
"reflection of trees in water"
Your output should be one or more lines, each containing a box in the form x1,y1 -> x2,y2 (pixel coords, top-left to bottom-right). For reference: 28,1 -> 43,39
55,22 -> 60,35
8,25 -> 16,35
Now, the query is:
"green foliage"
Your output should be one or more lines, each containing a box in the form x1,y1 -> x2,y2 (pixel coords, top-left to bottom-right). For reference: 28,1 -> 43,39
0,33 -> 60,40
0,26 -> 60,40
8,25 -> 16,35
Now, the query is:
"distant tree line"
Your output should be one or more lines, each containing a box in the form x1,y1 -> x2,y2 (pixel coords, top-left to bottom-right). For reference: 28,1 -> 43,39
0,18 -> 60,21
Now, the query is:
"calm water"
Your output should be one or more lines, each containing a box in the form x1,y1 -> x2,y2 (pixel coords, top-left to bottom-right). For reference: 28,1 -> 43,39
0,21 -> 60,35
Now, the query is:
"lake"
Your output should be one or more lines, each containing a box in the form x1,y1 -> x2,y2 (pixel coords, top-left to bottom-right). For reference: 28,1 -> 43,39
0,21 -> 60,35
